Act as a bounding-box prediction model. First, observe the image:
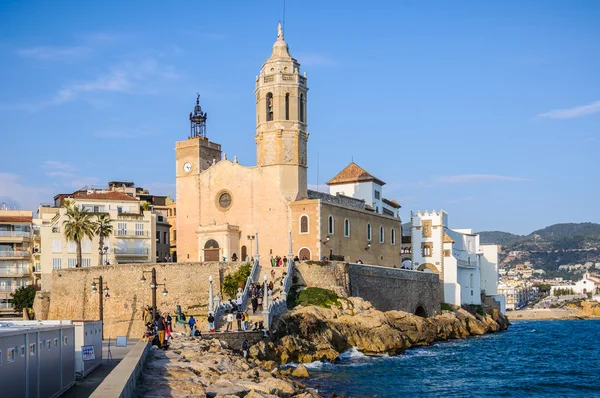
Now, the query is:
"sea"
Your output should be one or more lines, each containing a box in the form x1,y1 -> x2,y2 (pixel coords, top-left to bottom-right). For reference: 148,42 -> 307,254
296,320 -> 600,397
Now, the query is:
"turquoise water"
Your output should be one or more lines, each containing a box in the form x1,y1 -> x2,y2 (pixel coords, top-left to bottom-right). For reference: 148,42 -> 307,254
303,320 -> 600,397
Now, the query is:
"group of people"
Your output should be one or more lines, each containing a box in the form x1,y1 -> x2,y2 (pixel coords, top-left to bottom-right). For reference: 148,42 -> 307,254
142,305 -> 173,349
269,255 -> 288,267
224,309 -> 250,332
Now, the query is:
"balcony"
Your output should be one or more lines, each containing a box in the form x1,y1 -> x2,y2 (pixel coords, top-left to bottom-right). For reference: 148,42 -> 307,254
0,231 -> 31,242
0,268 -> 31,277
116,213 -> 145,220
0,250 -> 30,258
114,248 -> 149,256
115,231 -> 149,238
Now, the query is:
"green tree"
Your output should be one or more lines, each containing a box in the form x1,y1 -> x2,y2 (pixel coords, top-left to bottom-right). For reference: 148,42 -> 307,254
141,201 -> 152,211
11,285 -> 36,312
95,213 -> 113,265
63,205 -> 96,267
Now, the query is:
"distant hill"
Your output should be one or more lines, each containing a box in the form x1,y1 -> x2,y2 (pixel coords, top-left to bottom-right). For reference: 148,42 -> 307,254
477,223 -> 600,246
478,231 -> 524,246
528,223 -> 600,242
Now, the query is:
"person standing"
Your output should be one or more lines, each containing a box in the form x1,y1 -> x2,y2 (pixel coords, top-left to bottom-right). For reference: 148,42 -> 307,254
243,311 -> 249,331
143,305 -> 152,325
225,311 -> 234,332
188,315 -> 196,332
251,295 -> 258,314
236,311 -> 242,331
242,339 -> 249,359
283,256 -> 288,266
207,312 -> 215,331
157,313 -> 167,348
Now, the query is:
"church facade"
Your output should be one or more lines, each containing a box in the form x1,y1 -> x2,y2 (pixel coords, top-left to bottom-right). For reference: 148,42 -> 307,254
175,24 -> 402,266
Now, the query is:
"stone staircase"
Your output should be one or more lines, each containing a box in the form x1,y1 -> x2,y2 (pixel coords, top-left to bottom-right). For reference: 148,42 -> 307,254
212,264 -> 288,331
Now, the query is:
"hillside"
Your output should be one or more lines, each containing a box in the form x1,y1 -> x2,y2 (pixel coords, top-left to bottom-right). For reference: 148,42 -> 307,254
529,223 -> 600,242
478,231 -> 524,246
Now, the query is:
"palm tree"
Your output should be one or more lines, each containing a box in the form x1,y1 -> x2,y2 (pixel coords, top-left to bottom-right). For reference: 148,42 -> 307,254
95,214 -> 113,265
63,205 -> 96,267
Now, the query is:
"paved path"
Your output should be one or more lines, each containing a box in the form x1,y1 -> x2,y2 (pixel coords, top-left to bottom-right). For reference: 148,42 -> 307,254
62,338 -> 138,398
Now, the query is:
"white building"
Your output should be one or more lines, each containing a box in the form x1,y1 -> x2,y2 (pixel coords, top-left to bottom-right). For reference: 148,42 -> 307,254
550,273 -> 597,296
409,210 -> 499,307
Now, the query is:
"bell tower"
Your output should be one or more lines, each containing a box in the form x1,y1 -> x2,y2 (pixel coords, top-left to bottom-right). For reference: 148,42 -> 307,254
255,23 -> 308,200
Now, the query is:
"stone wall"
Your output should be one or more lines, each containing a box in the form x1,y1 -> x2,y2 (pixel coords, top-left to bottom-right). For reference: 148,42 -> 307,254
295,261 -> 443,317
38,262 -> 244,339
347,263 -> 443,317
294,261 -> 348,297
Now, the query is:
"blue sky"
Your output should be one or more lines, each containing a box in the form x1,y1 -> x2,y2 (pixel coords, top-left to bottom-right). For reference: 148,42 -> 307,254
0,0 -> 598,234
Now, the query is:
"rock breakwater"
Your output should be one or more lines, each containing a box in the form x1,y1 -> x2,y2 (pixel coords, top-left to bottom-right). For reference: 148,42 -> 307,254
250,297 -> 510,364
136,335 -> 320,398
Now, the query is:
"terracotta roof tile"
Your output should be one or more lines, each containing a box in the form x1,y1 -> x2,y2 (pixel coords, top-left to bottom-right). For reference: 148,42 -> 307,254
326,162 -> 385,186
72,191 -> 139,202
0,216 -> 32,223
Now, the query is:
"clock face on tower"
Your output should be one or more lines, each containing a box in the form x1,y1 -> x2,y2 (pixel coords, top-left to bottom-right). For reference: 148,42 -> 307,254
183,162 -> 192,173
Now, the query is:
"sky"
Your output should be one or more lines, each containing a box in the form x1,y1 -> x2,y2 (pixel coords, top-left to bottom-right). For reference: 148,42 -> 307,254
0,0 -> 599,235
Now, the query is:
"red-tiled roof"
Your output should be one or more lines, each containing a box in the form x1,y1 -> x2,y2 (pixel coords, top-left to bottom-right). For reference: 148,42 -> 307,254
0,216 -> 32,223
326,162 -> 385,186
72,191 -> 139,202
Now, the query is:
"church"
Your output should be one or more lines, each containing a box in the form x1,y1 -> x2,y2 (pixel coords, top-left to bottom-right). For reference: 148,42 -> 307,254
175,24 -> 402,266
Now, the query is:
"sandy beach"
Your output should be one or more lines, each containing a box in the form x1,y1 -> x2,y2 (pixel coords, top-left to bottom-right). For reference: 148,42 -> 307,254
508,308 -> 583,321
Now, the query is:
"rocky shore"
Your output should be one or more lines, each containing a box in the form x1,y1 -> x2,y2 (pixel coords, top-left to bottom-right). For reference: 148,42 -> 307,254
250,297 -> 510,364
136,335 -> 319,398
135,298 -> 509,397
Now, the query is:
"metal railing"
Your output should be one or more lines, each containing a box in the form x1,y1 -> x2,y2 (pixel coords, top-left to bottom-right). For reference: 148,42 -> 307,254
114,248 -> 148,255
265,258 -> 294,329
213,258 -> 260,328
0,286 -> 16,292
0,231 -> 31,238
0,250 -> 30,257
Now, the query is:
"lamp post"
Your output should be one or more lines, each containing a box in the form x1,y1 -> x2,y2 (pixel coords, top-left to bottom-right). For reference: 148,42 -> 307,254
99,246 -> 109,265
247,234 -> 255,260
208,274 -> 214,313
288,229 -> 293,259
140,268 -> 168,322
91,276 -> 110,339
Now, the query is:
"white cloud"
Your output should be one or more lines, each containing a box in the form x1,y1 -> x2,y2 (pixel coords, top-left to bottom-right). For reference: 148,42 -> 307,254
538,100 -> 600,119
0,173 -> 52,211
16,46 -> 91,60
52,58 -> 179,104
434,174 -> 529,184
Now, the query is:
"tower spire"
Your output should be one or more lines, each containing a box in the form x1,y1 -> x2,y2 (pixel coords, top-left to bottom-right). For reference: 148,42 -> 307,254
277,22 -> 284,41
189,94 -> 208,139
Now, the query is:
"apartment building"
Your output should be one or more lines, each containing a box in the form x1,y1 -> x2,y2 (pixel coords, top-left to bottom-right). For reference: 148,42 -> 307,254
166,197 -> 177,262
0,208 -> 34,314
36,189 -> 168,291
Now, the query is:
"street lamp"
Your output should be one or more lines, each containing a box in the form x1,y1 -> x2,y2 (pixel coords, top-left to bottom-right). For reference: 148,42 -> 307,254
140,267 -> 168,321
91,276 -> 109,339
99,246 -> 109,265
365,242 -> 371,250
247,234 -> 255,260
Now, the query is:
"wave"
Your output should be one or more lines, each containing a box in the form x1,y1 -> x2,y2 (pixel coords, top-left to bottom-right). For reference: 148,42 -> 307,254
339,347 -> 366,360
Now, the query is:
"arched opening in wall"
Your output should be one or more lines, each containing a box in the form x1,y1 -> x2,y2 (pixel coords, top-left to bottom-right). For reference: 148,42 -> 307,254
241,245 -> 247,261
231,253 -> 238,261
417,263 -> 438,274
328,216 -> 334,235
299,247 -> 311,261
285,93 -> 290,120
203,239 -> 220,262
469,273 -> 474,288
415,305 -> 428,318
266,92 -> 274,121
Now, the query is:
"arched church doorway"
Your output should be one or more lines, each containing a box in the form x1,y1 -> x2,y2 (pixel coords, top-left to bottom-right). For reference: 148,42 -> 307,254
204,239 -> 220,262
299,247 -> 311,261
241,245 -> 247,261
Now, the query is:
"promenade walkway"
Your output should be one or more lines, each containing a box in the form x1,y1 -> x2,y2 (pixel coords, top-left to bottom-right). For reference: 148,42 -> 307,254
62,338 -> 137,397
